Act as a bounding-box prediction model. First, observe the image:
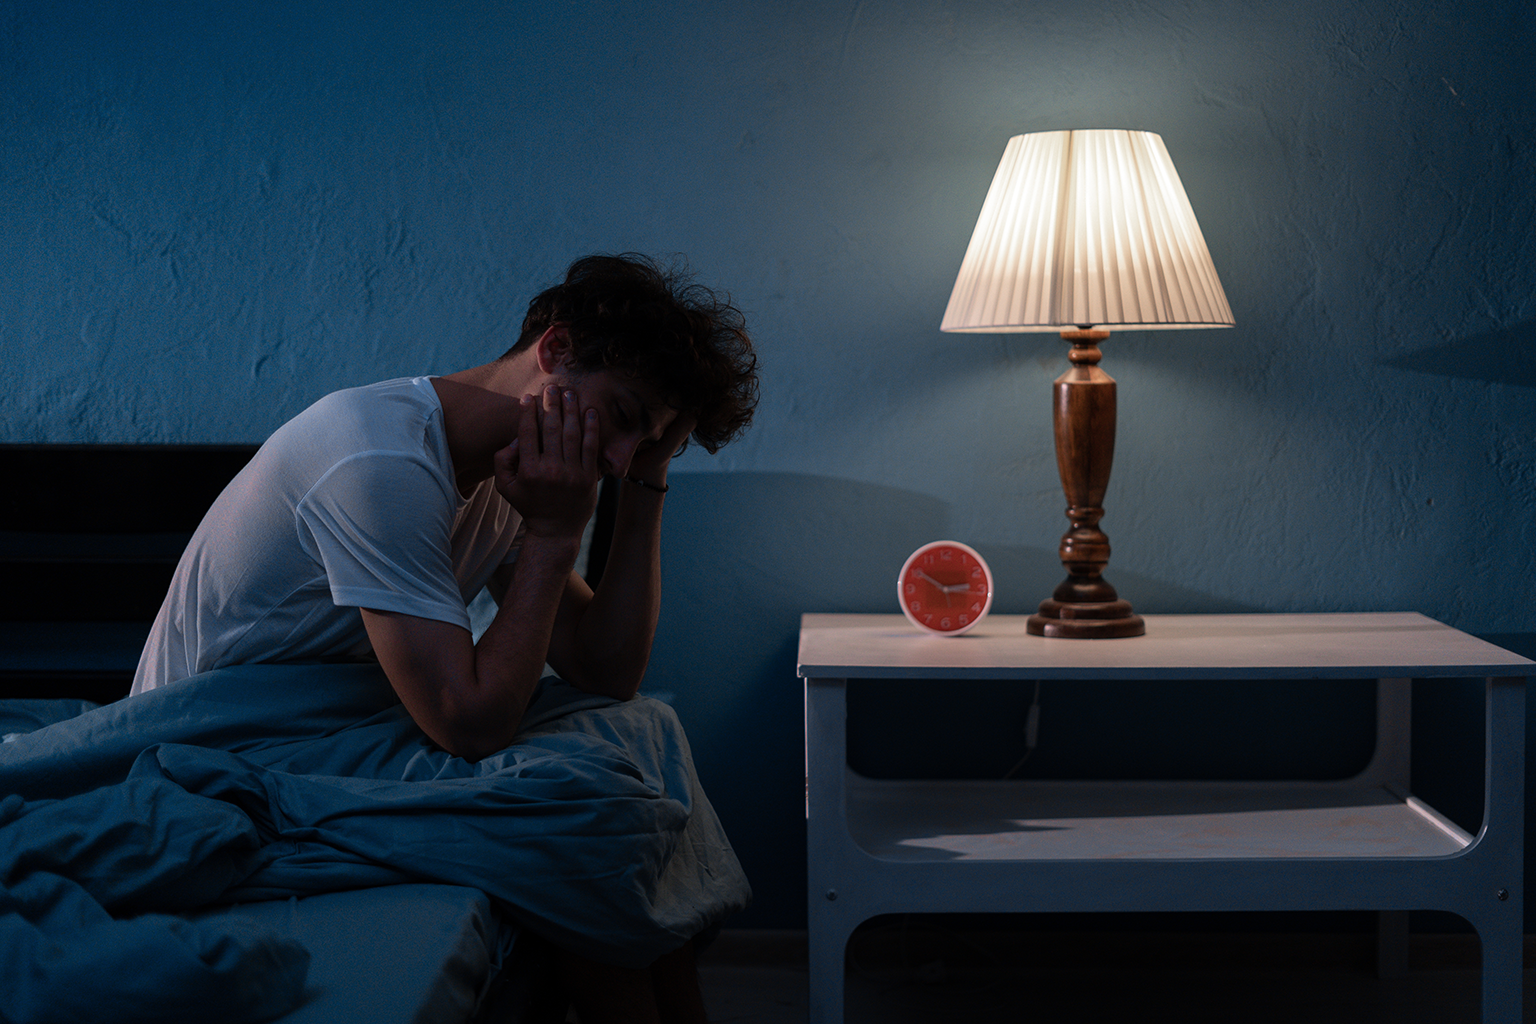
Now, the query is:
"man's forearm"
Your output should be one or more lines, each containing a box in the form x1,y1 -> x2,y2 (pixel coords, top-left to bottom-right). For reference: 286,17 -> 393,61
477,532 -> 584,704
360,530 -> 582,762
567,479 -> 666,699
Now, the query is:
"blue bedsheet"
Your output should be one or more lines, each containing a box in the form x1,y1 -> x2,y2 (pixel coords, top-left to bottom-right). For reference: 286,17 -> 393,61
0,664 -> 750,1024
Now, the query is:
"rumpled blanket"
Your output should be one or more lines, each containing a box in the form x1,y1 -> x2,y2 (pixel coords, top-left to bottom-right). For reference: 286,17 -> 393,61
0,664 -> 750,1024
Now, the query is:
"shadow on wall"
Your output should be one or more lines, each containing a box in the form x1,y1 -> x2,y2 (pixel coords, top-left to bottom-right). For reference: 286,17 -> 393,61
1386,321 -> 1536,388
645,472 -> 948,928
642,471 -> 1261,928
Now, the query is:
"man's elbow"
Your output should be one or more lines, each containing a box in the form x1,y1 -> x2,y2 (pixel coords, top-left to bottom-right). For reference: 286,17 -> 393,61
438,720 -> 520,762
415,698 -> 524,762
563,663 -> 644,703
449,737 -> 509,762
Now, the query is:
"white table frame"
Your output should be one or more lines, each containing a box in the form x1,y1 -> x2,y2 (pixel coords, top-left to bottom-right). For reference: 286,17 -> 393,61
799,612 -> 1534,1024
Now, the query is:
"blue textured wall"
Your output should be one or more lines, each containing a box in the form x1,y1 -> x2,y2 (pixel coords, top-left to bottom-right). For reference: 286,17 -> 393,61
4,1 -> 1533,928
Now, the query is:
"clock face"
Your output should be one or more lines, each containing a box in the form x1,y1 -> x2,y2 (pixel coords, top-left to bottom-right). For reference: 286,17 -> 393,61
898,540 -> 994,636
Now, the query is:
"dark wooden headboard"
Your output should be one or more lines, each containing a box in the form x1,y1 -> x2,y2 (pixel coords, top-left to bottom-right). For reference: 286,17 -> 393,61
0,444 -> 620,704
0,445 -> 259,702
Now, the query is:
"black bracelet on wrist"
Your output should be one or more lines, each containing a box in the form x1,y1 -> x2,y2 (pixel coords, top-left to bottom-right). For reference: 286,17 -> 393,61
623,474 -> 669,494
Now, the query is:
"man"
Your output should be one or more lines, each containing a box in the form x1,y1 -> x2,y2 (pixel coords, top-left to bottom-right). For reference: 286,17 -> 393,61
132,252 -> 759,1022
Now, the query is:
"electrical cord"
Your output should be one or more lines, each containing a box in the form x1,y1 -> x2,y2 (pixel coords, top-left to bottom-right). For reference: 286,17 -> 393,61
1002,680 -> 1042,779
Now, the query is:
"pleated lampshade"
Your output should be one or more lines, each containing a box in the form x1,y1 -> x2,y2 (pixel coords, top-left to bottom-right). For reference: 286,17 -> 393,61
941,129 -> 1234,333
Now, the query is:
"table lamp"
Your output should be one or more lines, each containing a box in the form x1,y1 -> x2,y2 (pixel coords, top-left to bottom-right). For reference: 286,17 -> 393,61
941,129 -> 1234,638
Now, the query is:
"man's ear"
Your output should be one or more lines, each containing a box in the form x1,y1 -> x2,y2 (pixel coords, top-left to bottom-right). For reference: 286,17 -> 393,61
533,324 -> 573,374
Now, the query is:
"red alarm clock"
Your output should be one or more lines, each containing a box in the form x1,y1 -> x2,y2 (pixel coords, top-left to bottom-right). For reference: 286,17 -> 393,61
897,540 -> 994,636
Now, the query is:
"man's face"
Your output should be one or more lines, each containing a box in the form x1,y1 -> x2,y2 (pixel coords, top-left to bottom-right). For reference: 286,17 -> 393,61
558,368 -> 679,478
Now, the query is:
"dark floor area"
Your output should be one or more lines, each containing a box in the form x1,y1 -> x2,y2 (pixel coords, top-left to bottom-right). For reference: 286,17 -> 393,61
697,924 -> 1530,1023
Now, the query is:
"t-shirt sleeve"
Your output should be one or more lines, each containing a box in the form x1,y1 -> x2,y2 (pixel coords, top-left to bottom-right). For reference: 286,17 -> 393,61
294,450 -> 472,631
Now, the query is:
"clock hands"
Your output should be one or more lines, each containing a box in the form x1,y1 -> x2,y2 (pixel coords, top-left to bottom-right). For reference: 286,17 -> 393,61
915,570 -> 975,600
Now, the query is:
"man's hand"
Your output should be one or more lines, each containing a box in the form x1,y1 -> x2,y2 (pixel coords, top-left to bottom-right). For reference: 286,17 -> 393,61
494,384 -> 602,540
624,410 -> 698,490
366,386 -> 600,762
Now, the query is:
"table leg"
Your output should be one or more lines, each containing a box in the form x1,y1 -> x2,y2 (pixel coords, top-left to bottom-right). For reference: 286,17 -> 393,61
806,677 -> 851,1023
806,899 -> 855,1024
1474,677 -> 1525,1024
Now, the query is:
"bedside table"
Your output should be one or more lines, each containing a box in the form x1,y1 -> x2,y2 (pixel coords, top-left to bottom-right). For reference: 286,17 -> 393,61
799,612 -> 1536,1024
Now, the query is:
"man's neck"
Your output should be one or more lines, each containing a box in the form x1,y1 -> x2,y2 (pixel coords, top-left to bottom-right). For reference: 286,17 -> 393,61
432,355 -> 543,498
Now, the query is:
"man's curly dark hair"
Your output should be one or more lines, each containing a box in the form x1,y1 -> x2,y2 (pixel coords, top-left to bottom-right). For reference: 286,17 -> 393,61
502,253 -> 759,454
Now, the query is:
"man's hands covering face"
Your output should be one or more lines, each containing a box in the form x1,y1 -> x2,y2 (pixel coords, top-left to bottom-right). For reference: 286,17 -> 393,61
493,385 -> 601,541
626,410 -> 697,487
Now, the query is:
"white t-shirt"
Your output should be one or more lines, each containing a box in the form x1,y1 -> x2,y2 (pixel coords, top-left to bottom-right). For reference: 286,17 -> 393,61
132,377 -> 522,694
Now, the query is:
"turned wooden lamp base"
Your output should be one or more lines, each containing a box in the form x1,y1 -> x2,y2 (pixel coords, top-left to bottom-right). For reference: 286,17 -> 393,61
1025,328 -> 1146,639
1028,588 -> 1146,638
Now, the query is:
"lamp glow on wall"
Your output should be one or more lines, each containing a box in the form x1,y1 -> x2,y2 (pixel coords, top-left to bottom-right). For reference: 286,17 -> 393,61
942,129 -> 1235,638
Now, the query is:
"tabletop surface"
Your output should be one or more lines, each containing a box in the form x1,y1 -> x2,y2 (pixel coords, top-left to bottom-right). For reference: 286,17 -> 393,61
798,612 -> 1536,681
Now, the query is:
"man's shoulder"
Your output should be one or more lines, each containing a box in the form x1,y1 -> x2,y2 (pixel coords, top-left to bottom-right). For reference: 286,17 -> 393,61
248,376 -> 453,501
307,376 -> 436,421
275,377 -> 443,455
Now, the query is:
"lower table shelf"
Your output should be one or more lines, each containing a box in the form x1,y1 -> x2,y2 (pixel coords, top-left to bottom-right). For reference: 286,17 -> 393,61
846,775 -> 1472,862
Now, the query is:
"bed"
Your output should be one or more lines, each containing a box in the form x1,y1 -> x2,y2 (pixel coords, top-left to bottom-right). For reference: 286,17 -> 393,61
0,663 -> 751,1024
187,884 -> 509,1023
1,446 -> 746,1022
